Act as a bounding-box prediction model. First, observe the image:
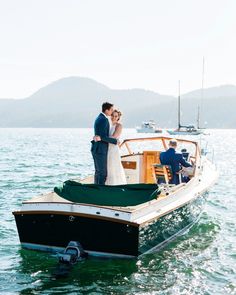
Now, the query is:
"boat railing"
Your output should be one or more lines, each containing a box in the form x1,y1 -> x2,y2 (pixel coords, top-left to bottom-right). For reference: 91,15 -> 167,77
120,136 -> 200,156
206,147 -> 215,166
199,142 -> 216,169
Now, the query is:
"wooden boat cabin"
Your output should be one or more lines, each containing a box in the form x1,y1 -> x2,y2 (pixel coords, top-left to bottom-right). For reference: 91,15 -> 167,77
119,136 -> 199,185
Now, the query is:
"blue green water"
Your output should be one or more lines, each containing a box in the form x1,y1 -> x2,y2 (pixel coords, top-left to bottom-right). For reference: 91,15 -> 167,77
0,128 -> 235,294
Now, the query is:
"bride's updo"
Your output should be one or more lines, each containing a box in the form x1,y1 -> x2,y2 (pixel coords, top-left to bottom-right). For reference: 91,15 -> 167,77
111,109 -> 122,121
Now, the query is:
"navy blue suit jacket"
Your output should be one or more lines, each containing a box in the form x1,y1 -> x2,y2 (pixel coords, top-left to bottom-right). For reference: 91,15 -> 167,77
160,148 -> 191,184
91,113 -> 117,154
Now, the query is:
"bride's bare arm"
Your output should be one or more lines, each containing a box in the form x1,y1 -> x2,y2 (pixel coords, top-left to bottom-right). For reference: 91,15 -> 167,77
112,123 -> 122,139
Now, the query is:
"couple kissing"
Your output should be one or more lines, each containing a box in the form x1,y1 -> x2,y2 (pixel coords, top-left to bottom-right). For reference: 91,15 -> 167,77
91,102 -> 127,186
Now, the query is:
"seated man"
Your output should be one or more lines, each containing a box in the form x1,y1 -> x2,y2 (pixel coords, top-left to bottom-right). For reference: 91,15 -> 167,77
160,139 -> 192,185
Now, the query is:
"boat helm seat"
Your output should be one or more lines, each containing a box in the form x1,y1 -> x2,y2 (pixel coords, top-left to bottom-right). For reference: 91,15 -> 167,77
152,164 -> 173,184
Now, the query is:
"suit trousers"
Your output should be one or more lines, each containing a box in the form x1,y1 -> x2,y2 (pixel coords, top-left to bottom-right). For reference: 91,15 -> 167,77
92,151 -> 108,185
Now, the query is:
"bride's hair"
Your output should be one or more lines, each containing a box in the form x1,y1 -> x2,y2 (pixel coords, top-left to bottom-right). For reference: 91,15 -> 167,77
112,109 -> 122,121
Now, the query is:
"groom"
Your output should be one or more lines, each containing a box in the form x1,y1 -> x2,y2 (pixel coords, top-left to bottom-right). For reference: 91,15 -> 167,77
91,102 -> 118,185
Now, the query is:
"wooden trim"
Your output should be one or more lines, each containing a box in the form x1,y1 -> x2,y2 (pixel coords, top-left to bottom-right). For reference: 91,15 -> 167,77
12,210 -> 139,227
139,192 -> 200,227
21,200 -> 133,211
121,136 -> 198,146
120,136 -> 198,156
124,142 -> 132,155
122,161 -> 137,169
121,152 -> 143,158
143,151 -> 161,183
161,138 -> 168,150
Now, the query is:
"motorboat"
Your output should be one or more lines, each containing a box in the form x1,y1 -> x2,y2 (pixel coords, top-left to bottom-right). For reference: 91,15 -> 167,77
136,120 -> 162,133
13,136 -> 218,258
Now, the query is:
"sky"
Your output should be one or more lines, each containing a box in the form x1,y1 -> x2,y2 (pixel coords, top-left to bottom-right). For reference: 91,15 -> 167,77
0,0 -> 235,98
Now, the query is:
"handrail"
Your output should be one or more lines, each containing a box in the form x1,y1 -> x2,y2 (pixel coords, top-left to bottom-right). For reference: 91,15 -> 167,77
120,136 -> 198,146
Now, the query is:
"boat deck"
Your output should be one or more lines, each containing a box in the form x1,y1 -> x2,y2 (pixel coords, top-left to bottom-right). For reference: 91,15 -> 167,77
23,183 -> 186,213
16,157 -> 218,226
18,137 -> 208,225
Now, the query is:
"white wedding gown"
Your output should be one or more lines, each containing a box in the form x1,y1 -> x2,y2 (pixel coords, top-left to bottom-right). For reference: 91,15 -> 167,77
105,124 -> 127,185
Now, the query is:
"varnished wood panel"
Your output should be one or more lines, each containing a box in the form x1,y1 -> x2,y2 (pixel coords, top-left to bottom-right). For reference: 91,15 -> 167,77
122,161 -> 137,170
143,151 -> 160,183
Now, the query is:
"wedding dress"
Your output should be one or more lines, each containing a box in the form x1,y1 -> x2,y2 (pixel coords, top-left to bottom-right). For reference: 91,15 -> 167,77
105,123 -> 127,185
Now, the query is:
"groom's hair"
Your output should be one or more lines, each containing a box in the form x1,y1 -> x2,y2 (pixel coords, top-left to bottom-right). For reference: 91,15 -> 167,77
102,102 -> 113,112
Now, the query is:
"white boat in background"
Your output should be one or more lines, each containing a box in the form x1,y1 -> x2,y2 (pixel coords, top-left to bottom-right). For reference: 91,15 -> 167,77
136,120 -> 162,133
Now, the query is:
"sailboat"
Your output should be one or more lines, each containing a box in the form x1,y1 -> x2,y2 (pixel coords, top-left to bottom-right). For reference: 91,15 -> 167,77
167,81 -> 203,135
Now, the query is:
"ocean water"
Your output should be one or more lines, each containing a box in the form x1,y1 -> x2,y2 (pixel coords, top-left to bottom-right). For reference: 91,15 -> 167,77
0,128 -> 235,295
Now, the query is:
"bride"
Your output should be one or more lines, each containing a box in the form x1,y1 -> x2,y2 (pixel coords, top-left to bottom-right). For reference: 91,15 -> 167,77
105,109 -> 127,185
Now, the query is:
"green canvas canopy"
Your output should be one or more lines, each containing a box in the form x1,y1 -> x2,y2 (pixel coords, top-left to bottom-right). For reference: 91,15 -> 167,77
54,180 -> 160,206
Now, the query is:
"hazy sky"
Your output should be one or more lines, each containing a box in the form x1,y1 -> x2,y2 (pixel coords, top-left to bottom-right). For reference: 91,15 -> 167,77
0,0 -> 235,98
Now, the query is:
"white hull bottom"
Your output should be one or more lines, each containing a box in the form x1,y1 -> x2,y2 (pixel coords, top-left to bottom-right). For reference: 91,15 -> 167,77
167,131 -> 202,135
137,130 -> 162,133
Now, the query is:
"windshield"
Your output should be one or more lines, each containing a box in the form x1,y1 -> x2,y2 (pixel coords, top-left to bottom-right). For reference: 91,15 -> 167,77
120,137 -> 198,158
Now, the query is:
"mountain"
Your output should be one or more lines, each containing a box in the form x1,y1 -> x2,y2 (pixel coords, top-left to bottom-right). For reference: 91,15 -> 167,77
0,77 -> 235,128
181,85 -> 236,128
182,84 -> 236,99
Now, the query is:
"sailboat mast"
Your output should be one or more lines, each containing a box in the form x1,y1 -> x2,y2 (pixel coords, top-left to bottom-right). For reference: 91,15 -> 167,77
198,57 -> 205,129
197,105 -> 200,129
178,80 -> 181,129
